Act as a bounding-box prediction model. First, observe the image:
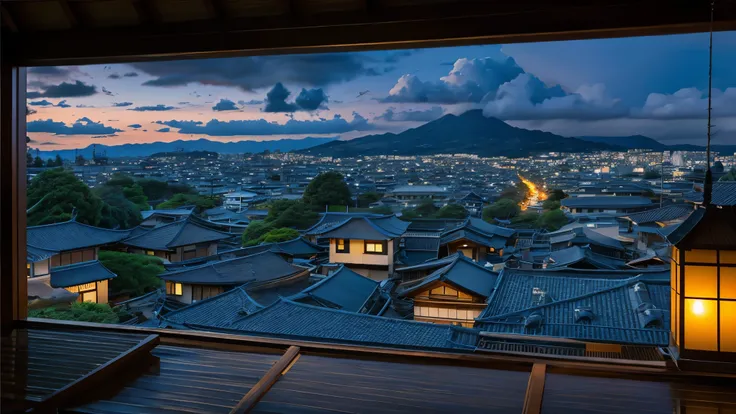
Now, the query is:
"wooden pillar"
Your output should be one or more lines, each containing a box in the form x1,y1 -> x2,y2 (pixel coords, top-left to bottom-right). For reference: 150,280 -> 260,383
0,63 -> 27,331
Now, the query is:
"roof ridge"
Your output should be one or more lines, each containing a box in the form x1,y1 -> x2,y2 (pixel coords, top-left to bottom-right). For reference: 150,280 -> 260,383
27,219 -> 132,233
161,284 -> 253,321
123,220 -> 182,243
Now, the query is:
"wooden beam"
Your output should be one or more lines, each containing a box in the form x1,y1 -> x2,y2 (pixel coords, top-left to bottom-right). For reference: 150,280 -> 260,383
131,0 -> 162,25
230,346 -> 301,413
58,0 -> 79,28
202,0 -> 227,20
29,334 -> 160,412
0,5 -> 18,33
522,363 -> 547,414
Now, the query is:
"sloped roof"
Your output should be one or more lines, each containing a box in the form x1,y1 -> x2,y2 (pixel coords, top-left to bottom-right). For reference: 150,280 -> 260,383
162,287 -> 263,328
440,229 -> 507,249
27,244 -> 58,262
123,218 -> 231,251
545,246 -> 626,270
667,206 -> 736,249
199,298 -> 464,351
406,218 -> 465,233
159,251 -> 305,285
459,191 -> 484,202
290,265 -> 378,312
622,204 -> 692,225
476,276 -> 670,346
397,254 -> 499,298
684,182 -> 736,206
27,220 -> 131,252
303,212 -> 383,236
49,260 -> 117,288
402,235 -> 440,251
320,215 -> 409,240
561,196 -> 653,209
141,207 -> 194,220
579,228 -> 625,251
466,218 -> 516,238
276,237 -> 327,257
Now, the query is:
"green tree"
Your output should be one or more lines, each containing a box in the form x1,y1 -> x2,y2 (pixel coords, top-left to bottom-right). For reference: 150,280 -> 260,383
547,189 -> 567,202
303,172 -> 351,209
244,227 -> 300,246
268,201 -> 317,229
26,150 -> 33,167
357,192 -> 382,208
96,187 -> 142,229
242,221 -> 275,246
482,199 -> 520,222
713,161 -> 725,173
137,179 -> 194,201
27,168 -> 105,226
97,174 -> 149,211
435,204 -> 468,219
537,209 -> 568,231
414,199 -> 439,217
719,168 -> 736,181
370,205 -> 393,215
542,199 -> 561,210
54,154 -> 63,167
29,302 -> 123,324
399,208 -> 420,221
33,155 -> 44,168
45,158 -> 56,168
100,251 -> 164,297
510,211 -> 541,228
75,154 -> 86,166
156,193 -> 216,212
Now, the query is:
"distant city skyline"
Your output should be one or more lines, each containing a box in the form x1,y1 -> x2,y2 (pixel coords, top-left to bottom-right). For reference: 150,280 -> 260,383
26,31 -> 736,150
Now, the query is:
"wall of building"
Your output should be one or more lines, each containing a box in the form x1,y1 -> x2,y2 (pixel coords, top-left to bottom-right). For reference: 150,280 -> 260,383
32,259 -> 50,277
329,239 -> 392,268
97,279 -> 109,304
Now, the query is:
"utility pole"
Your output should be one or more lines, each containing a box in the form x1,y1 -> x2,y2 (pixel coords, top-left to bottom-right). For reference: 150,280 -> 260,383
704,0 -> 715,207
660,151 -> 664,208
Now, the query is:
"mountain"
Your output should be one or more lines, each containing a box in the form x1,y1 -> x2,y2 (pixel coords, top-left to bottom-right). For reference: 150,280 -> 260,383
299,110 -> 619,158
30,137 -> 337,159
577,135 -> 667,150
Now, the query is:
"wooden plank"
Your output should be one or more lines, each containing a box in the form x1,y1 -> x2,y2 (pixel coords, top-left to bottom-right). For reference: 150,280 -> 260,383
230,346 -> 300,414
30,334 -> 160,413
522,363 -> 546,414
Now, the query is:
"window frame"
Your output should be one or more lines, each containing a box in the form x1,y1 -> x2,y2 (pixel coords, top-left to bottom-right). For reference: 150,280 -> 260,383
336,238 -> 350,253
364,240 -> 388,255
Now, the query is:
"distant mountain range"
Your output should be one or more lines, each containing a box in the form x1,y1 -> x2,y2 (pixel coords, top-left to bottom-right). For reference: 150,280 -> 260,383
30,137 -> 337,159
299,110 -> 736,157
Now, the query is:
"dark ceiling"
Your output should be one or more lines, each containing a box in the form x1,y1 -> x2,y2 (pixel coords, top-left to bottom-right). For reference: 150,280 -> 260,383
2,0 -> 736,65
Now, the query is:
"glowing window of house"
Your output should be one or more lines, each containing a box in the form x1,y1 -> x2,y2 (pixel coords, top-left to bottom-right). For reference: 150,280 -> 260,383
166,281 -> 183,296
336,239 -> 349,253
365,241 -> 384,254
146,251 -> 155,256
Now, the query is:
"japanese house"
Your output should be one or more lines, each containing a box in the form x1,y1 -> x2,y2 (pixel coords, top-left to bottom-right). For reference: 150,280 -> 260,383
561,195 -> 654,214
122,217 -> 232,262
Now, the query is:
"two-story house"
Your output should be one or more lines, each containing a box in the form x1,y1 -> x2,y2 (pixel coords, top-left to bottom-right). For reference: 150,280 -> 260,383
438,218 -> 516,263
122,217 -> 232,263
319,215 -> 410,280
26,220 -> 131,304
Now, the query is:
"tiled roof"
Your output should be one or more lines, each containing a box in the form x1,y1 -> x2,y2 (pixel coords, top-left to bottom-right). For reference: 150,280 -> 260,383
27,220 -> 131,252
201,298 -> 466,351
396,253 -> 460,272
27,244 -> 58,262
159,251 -> 305,285
622,204 -> 692,225
162,287 -> 263,328
49,260 -> 117,288
440,229 -> 507,249
390,185 -> 448,193
402,235 -> 440,251
684,182 -> 736,206
276,237 -> 327,257
458,191 -> 484,202
319,215 -> 409,240
399,251 -> 440,266
289,265 -> 378,312
406,218 -> 465,233
303,212 -> 382,236
140,207 -> 194,220
123,218 -> 231,251
561,196 -> 653,209
466,218 -> 516,238
476,276 -> 670,346
397,254 -> 499,298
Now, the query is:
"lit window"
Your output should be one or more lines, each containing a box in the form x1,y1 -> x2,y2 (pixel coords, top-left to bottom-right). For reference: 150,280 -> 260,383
365,241 -> 385,254
146,251 -> 155,256
684,266 -> 717,298
336,239 -> 349,253
684,299 -> 717,351
166,281 -> 183,296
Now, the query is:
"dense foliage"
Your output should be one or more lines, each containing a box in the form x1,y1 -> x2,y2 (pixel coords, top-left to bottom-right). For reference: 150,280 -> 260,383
93,174 -> 149,229
434,204 -> 469,219
720,168 -> 736,181
266,200 -> 318,229
510,211 -> 541,228
537,209 -> 568,231
27,168 -> 105,226
99,251 -> 165,297
156,193 -> 216,212
241,221 -> 275,246
482,199 -> 520,222
500,182 -> 530,204
244,227 -> 300,247
357,192 -> 382,208
29,302 -> 126,324
370,205 -> 393,215
303,171 -> 352,209
137,179 -> 195,201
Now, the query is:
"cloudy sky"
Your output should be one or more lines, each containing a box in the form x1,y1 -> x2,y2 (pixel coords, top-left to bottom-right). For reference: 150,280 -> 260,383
26,31 -> 736,150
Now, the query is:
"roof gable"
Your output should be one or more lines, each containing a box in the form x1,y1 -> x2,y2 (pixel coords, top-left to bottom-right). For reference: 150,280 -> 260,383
398,255 -> 498,298
123,218 -> 231,250
27,220 -> 131,252
159,251 -> 304,285
321,215 -> 409,240
49,260 -> 116,288
291,265 -> 378,312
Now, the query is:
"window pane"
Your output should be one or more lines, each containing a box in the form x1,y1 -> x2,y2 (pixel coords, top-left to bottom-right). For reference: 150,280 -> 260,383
721,267 -> 736,300
685,249 -> 717,263
721,301 -> 736,352
366,244 -> 375,252
175,283 -> 183,296
375,243 -> 383,253
684,299 -> 717,351
721,250 -> 736,264
684,266 -> 717,298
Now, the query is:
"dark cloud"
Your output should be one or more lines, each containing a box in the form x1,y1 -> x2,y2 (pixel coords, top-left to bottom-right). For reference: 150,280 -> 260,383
178,101 -> 190,105
212,98 -> 239,111
39,142 -> 61,146
155,112 -> 373,136
156,127 -> 171,133
264,83 -> 327,112
102,87 -> 114,96
56,100 -> 71,108
29,67 -> 71,77
128,124 -> 142,128
375,106 -> 445,122
27,80 -> 97,98
383,50 -> 414,63
123,72 -> 139,77
92,134 -> 118,139
27,106 -> 38,115
132,53 -> 380,91
113,102 -> 134,107
128,104 -> 176,111
108,73 -> 121,79
76,104 -> 95,108
29,100 -> 54,107
27,117 -> 123,135
238,99 -> 264,105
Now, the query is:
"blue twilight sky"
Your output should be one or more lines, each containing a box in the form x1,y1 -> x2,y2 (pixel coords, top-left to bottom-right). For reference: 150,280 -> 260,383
26,31 -> 736,150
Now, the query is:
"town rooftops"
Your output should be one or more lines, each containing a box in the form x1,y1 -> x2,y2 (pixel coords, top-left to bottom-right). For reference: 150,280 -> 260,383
161,287 -> 263,329
319,214 -> 410,240
561,196 -> 653,209
476,269 -> 670,346
439,217 -> 515,248
289,265 -> 379,313
622,204 -> 692,226
27,220 -> 131,253
189,298 -> 474,351
158,250 -> 307,285
303,212 -> 382,236
122,217 -> 232,251
684,182 -> 736,206
389,185 -> 448,194
458,191 -> 484,203
49,260 -> 117,288
140,207 -> 194,220
397,253 -> 499,298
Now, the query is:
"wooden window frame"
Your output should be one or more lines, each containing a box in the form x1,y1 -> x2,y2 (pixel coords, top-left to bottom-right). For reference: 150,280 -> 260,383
336,239 -> 350,253
364,240 -> 388,255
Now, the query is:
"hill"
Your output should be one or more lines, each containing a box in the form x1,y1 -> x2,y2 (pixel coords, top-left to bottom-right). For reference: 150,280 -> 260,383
577,135 -> 667,150
298,110 -> 620,158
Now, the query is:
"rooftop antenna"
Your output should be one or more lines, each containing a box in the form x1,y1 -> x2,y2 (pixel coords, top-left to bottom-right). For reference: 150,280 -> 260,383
703,0 -> 715,208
